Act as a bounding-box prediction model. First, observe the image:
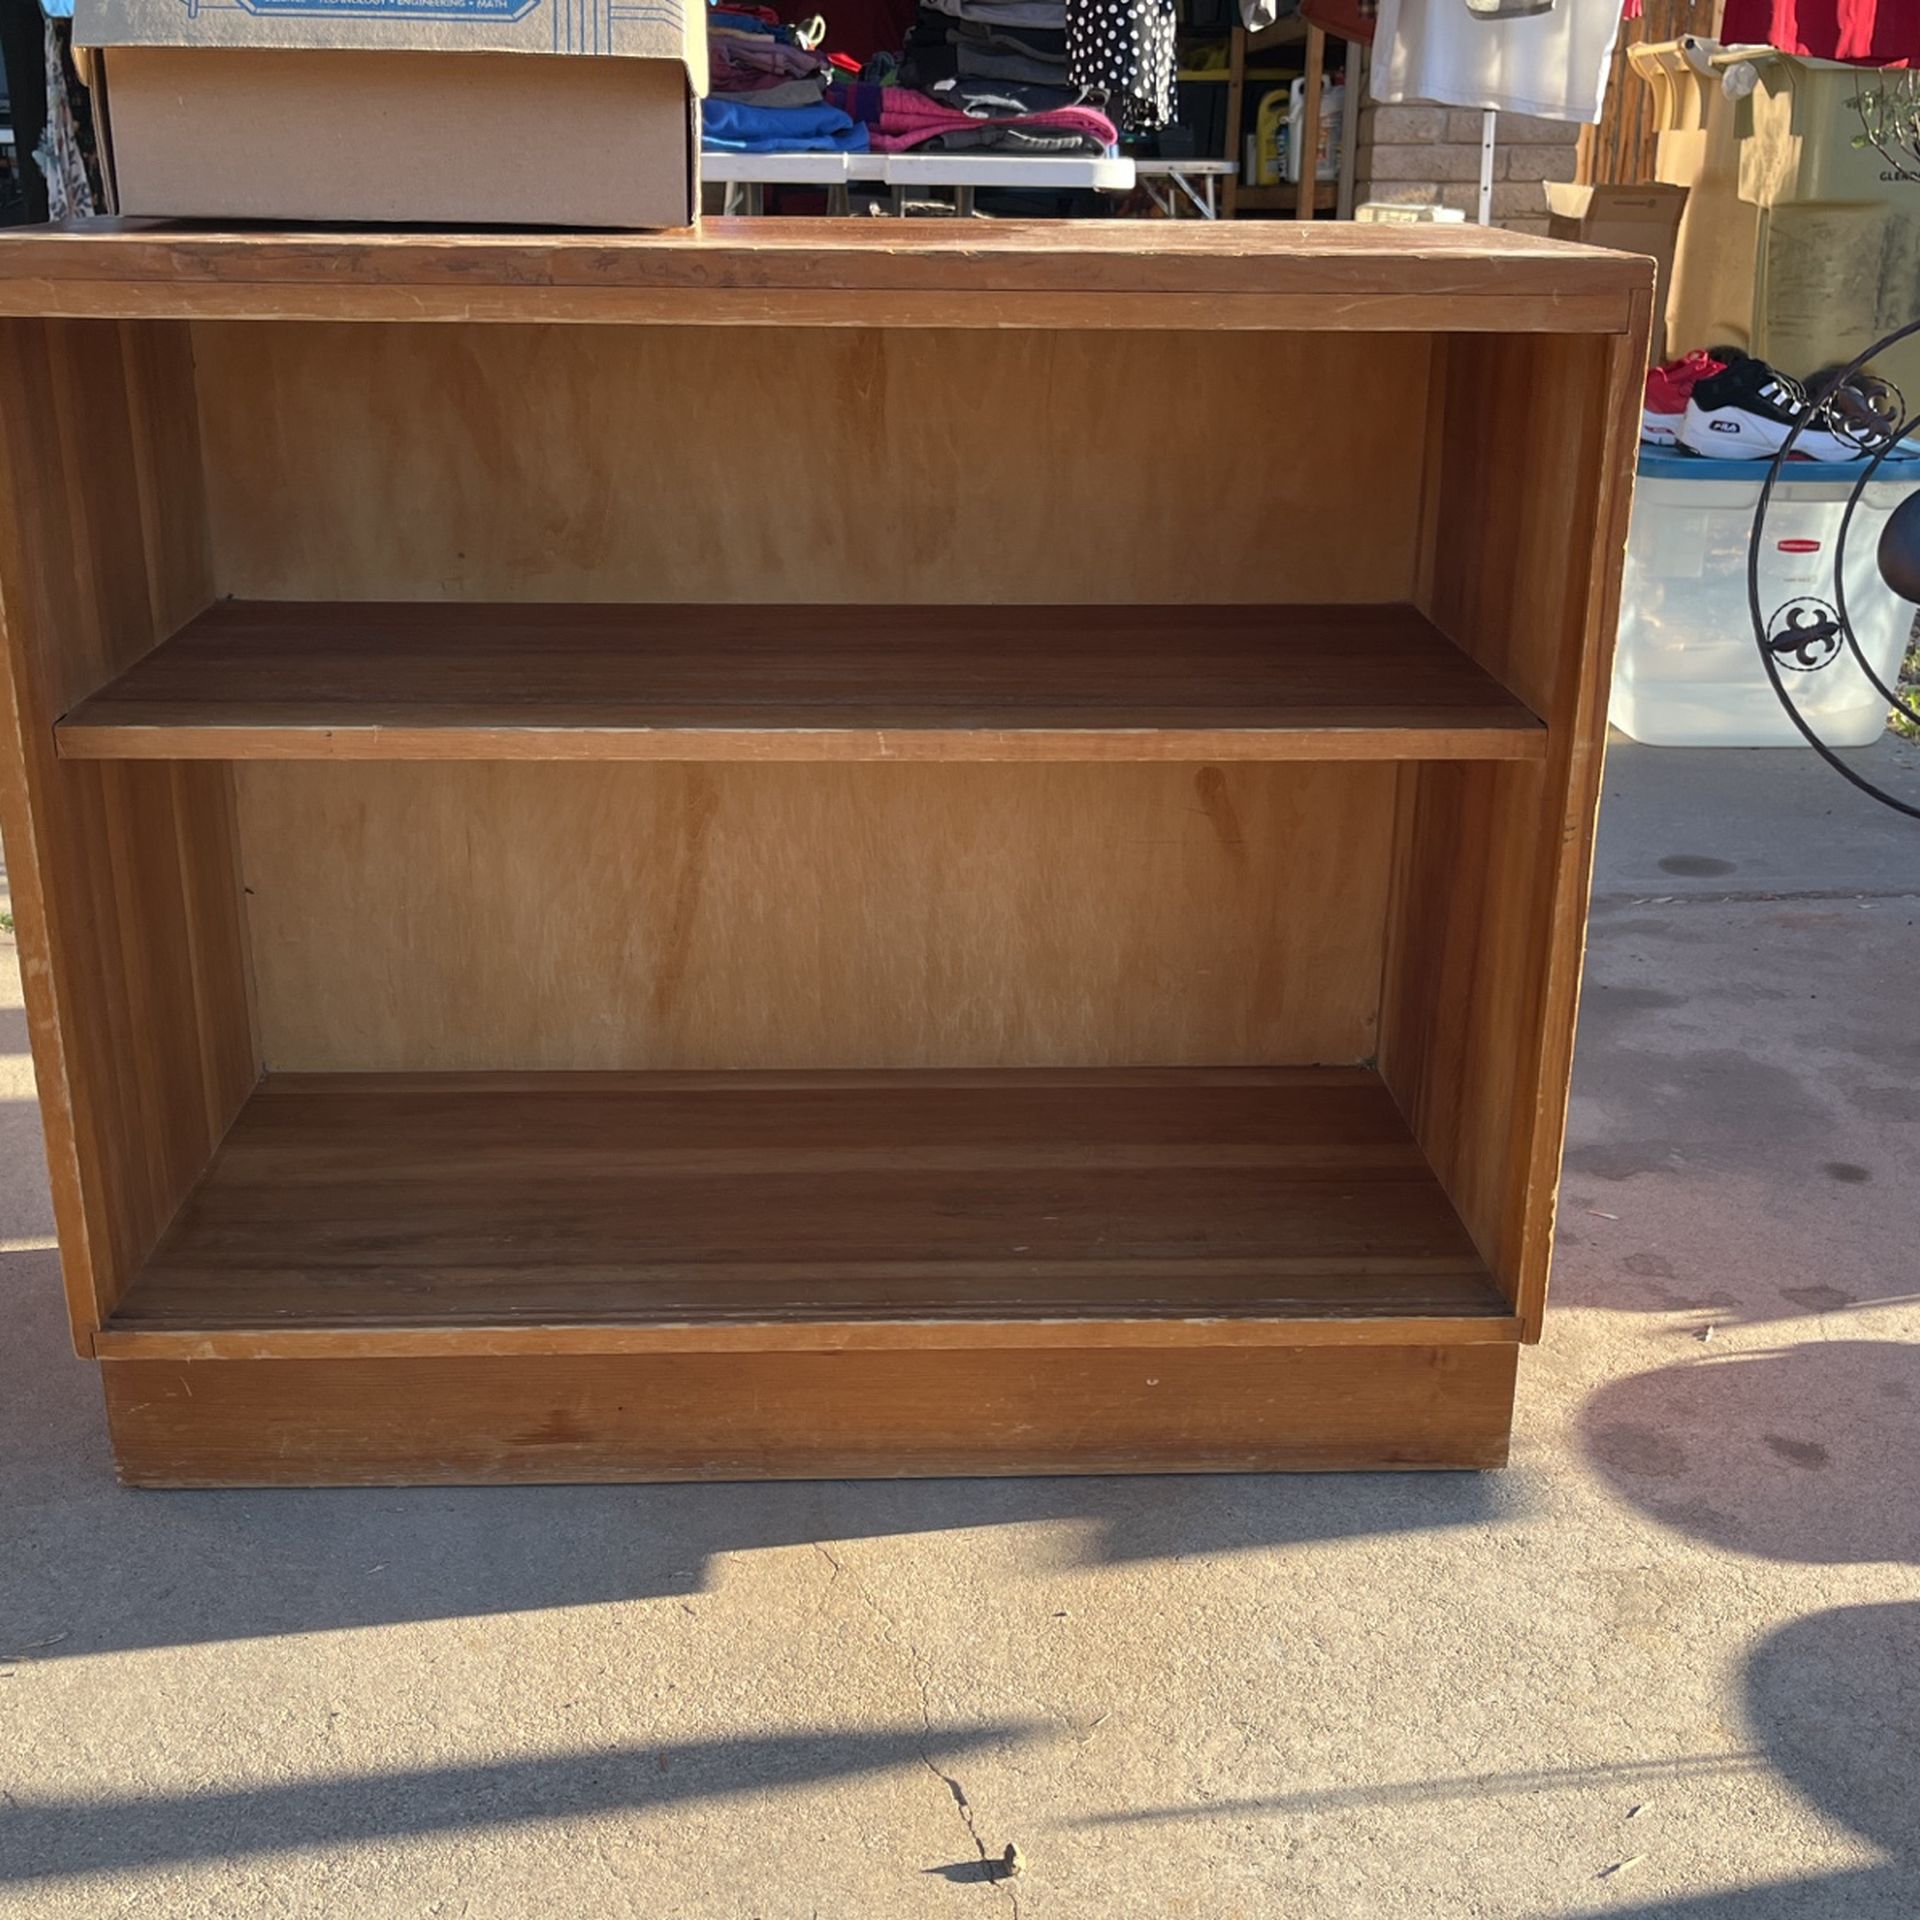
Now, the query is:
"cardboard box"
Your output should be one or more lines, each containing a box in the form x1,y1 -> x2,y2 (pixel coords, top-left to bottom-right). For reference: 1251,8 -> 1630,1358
1545,182 -> 1689,364
73,0 -> 706,230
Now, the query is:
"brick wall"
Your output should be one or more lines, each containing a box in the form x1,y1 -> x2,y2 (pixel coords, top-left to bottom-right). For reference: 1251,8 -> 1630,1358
1355,102 -> 1580,235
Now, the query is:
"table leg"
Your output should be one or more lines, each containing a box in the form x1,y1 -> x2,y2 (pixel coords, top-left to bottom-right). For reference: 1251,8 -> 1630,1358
1165,169 -> 1215,220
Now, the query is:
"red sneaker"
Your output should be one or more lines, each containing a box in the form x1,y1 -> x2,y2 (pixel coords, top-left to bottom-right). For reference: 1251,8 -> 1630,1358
1643,349 -> 1727,446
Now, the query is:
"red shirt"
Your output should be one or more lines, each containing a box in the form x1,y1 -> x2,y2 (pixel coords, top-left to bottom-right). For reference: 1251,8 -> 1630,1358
1720,0 -> 1920,65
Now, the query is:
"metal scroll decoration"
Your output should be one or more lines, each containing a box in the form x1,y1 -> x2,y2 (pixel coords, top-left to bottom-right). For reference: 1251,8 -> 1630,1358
1764,596 -> 1846,672
1746,319 -> 1920,820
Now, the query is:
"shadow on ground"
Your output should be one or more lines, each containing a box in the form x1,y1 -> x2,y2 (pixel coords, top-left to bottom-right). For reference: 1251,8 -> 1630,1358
1,1244 -> 1530,1664
0,1726 -> 1040,1881
1549,885 -> 1920,1335
1582,1338 -> 1920,1566
1065,1598 -> 1920,1920
1550,1601 -> 1920,1919
1564,1329 -> 1920,1917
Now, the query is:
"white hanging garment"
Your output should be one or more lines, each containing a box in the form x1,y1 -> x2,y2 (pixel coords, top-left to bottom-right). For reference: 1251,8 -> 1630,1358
1371,0 -> 1621,121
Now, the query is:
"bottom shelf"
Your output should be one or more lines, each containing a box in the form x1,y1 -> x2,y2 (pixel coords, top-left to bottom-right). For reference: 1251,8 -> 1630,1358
104,1067 -> 1512,1354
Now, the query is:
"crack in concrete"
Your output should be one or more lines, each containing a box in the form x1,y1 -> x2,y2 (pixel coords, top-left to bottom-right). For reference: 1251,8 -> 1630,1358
811,1543 -> 1020,1916
1593,886 -> 1920,908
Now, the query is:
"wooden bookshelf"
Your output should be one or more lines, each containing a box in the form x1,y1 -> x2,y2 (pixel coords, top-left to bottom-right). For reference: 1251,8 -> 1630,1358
0,220 -> 1650,1484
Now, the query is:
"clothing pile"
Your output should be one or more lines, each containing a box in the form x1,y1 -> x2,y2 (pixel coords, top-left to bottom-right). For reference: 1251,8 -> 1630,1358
830,74 -> 1117,150
897,0 -> 1172,133
701,0 -> 1139,157
703,5 -> 870,152
1643,348 -> 1907,463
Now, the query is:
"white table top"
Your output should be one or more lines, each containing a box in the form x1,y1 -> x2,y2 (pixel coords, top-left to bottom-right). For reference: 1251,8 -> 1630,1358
702,151 -> 886,183
1133,157 -> 1237,175
882,151 -> 1135,190
702,150 -> 1135,191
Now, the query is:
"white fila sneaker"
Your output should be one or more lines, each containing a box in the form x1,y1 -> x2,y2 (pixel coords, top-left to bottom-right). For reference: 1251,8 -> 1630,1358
1678,357 -> 1890,462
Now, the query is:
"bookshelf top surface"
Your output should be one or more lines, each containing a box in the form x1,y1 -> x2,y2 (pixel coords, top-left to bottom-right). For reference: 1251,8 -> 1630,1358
0,217 -> 1651,330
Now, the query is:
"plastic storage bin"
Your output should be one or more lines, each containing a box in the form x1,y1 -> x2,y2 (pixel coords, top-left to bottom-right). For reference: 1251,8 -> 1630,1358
1612,448 -> 1920,746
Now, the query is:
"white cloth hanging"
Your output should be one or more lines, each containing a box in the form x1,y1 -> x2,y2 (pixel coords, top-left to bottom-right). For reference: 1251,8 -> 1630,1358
1370,0 -> 1621,122
35,17 -> 94,220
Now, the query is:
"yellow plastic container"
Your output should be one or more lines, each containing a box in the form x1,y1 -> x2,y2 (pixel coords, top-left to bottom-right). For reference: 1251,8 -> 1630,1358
1733,50 -> 1920,206
1728,52 -> 1920,393
1634,41 -> 1920,397
1251,87 -> 1288,188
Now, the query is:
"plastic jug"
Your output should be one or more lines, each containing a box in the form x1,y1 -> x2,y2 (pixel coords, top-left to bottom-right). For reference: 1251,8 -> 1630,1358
1286,73 -> 1343,183
1251,88 -> 1290,186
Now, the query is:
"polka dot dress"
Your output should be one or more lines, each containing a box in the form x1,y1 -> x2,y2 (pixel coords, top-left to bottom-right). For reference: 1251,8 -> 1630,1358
1066,0 -> 1175,132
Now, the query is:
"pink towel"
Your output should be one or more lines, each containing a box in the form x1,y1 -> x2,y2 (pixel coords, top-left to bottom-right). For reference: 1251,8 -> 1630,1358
829,84 -> 1115,152
869,110 -> 1114,152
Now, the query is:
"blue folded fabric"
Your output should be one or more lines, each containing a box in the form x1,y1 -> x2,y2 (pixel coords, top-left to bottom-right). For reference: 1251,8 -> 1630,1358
701,98 -> 872,152
709,9 -> 796,36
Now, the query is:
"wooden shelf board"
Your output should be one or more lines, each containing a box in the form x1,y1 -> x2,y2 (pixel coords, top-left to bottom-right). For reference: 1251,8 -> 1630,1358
99,1067 -> 1516,1356
58,602 -> 1545,764
0,219 -> 1659,337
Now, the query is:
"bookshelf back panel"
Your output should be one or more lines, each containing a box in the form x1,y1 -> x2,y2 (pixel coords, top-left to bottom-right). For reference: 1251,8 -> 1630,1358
235,759 -> 1396,1072
191,322 -> 1434,606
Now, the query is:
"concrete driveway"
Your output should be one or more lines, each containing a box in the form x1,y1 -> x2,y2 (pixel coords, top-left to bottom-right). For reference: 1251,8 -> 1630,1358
1,740 -> 1917,1917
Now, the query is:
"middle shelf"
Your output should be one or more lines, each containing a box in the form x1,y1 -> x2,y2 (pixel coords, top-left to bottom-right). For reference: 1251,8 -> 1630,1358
56,600 -> 1546,764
